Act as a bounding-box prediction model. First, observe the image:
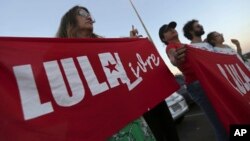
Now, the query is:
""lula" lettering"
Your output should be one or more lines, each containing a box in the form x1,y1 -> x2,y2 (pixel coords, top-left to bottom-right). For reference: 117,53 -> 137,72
13,52 -> 160,120
217,63 -> 250,95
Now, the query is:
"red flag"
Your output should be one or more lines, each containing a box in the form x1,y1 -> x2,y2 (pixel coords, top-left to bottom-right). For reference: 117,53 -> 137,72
187,47 -> 250,132
0,37 -> 179,141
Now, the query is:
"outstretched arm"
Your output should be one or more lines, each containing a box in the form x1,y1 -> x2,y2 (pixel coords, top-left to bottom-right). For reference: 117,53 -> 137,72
231,39 -> 242,55
167,45 -> 186,67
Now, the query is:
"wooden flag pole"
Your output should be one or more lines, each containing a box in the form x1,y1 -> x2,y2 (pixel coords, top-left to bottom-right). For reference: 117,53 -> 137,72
129,0 -> 155,45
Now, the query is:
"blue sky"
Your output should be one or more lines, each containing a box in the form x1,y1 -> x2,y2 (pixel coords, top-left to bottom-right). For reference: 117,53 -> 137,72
1,0 -> 250,74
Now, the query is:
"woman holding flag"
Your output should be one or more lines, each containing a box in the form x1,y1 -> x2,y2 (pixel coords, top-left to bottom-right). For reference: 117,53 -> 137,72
56,5 -> 159,141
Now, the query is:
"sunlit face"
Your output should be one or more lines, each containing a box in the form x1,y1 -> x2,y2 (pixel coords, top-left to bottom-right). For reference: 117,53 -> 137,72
212,32 -> 224,44
163,28 -> 178,43
192,22 -> 205,36
75,8 -> 94,30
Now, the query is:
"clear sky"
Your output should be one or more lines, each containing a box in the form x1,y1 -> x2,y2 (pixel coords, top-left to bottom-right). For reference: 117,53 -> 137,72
1,0 -> 250,74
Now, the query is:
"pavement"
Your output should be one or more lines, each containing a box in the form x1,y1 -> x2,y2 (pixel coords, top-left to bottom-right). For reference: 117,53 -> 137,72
176,104 -> 217,141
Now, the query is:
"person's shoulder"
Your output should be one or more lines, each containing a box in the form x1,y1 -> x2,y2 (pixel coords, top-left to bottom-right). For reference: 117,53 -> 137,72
191,42 -> 212,48
166,43 -> 181,52
190,42 -> 214,51
224,44 -> 233,49
214,46 -> 237,54
167,43 -> 176,48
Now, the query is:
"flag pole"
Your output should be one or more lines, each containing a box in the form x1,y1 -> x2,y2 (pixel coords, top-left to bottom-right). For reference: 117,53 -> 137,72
128,0 -> 155,45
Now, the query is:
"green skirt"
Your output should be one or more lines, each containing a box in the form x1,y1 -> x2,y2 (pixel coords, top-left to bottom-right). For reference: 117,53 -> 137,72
108,117 -> 156,141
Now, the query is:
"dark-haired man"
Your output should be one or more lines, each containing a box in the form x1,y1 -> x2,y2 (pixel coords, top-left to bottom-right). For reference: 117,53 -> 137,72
183,19 -> 213,50
159,21 -> 228,141
172,20 -> 214,66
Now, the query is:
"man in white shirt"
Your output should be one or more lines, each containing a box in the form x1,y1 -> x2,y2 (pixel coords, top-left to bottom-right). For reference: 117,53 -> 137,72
178,20 -> 228,141
171,20 -> 213,65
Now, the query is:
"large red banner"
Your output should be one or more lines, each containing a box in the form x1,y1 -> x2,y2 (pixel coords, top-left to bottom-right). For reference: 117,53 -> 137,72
0,37 -> 179,141
187,47 -> 250,132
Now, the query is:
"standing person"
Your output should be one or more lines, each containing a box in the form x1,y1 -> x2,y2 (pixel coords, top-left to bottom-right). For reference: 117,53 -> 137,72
56,5 -> 156,141
57,5 -> 179,141
159,21 -> 228,141
206,32 -> 242,55
206,31 -> 250,69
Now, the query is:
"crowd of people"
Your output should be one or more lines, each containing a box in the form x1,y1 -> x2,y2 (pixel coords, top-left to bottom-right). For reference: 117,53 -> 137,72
56,5 -> 250,141
159,20 -> 231,141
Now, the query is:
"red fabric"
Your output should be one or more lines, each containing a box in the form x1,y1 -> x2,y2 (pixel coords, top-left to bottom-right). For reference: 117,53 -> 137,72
166,43 -> 197,84
186,47 -> 250,133
0,37 -> 179,141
